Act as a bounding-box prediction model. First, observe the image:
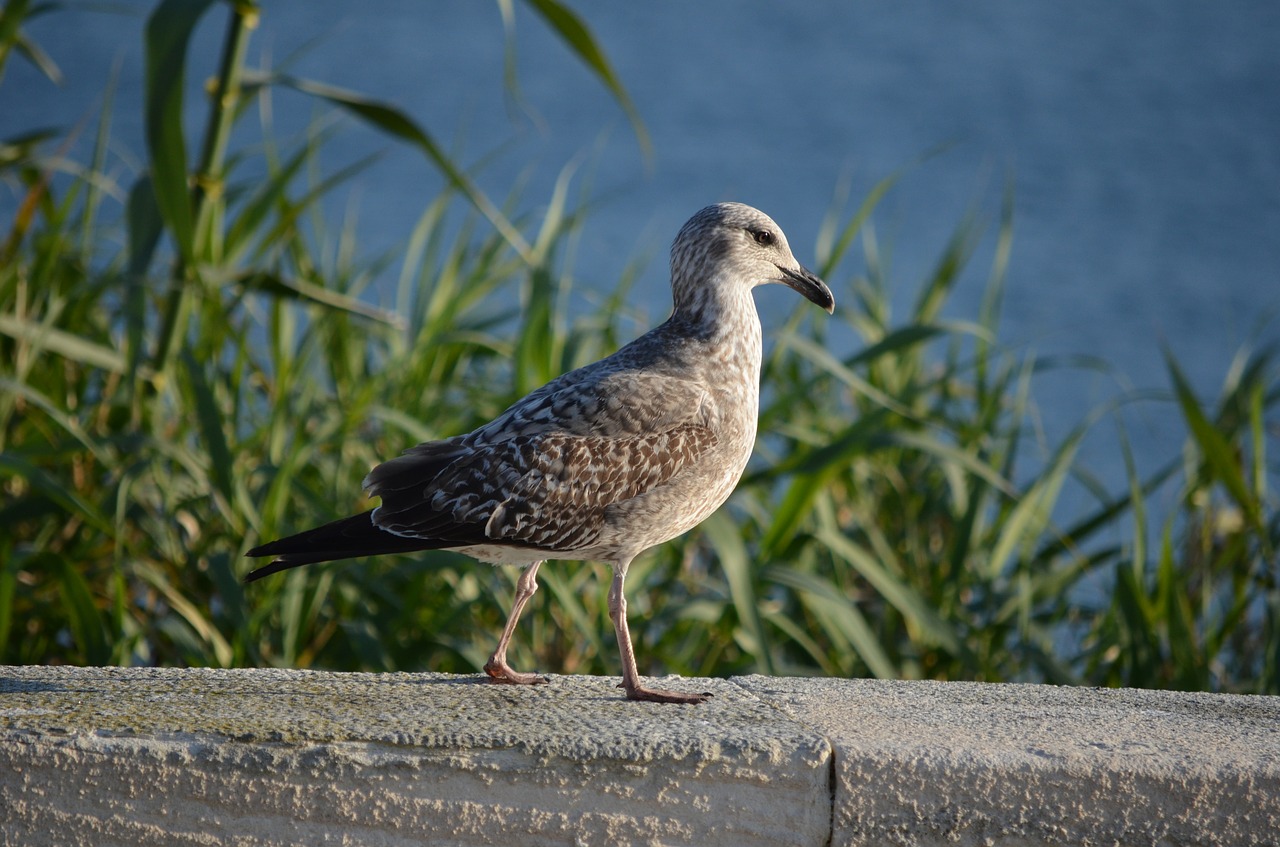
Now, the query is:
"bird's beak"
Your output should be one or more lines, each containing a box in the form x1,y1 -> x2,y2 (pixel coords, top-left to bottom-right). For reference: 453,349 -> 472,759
778,265 -> 835,314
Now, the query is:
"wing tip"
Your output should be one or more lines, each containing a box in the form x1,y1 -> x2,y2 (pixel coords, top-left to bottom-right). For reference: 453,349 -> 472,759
243,557 -> 294,584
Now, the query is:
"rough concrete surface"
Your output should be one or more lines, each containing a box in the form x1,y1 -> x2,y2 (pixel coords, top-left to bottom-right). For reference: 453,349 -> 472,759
734,675 -> 1280,847
4,667 -> 1279,846
0,666 -> 830,847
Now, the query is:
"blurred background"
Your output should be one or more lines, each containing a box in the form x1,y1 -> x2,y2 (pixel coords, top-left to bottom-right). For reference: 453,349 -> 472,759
2,1 -> 1277,691
8,2 -> 1279,457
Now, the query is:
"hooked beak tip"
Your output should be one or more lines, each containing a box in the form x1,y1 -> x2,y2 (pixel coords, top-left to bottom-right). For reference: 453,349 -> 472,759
779,264 -> 835,314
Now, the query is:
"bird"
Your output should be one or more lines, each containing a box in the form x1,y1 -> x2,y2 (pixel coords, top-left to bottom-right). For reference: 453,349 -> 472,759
246,202 -> 835,704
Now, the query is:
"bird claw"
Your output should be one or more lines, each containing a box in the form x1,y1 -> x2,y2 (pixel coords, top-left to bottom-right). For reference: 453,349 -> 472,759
618,682 -> 713,704
484,660 -> 549,686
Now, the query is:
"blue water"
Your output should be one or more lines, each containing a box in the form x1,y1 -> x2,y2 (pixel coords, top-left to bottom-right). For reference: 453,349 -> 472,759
4,1 -> 1279,512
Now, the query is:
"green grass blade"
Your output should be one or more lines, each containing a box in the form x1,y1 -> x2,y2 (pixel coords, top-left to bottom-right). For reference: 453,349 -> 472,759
815,526 -> 967,659
78,58 -> 117,262
223,140 -> 314,262
0,0 -> 32,82
140,564 -> 235,667
522,0 -> 651,161
703,512 -> 773,674
816,166 -> 906,279
844,323 -> 947,370
1,0 -> 64,86
764,565 -> 896,678
1165,347 -> 1265,536
125,174 -> 164,389
889,429 -> 1019,499
11,28 -> 62,85
1157,534 -> 1203,690
53,555 -> 111,665
271,73 -> 534,262
0,377 -> 112,464
0,548 -> 16,660
0,453 -> 113,534
0,311 -> 127,373
758,411 -> 894,552
240,271 -> 404,327
986,427 -> 1082,580
780,332 -> 918,419
180,348 -> 235,509
144,0 -> 218,265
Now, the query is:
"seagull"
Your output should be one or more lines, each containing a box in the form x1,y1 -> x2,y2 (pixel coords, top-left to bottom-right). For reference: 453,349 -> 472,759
246,202 -> 834,704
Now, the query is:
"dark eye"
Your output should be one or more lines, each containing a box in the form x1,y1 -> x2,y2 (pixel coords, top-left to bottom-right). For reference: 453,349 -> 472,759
753,229 -> 774,246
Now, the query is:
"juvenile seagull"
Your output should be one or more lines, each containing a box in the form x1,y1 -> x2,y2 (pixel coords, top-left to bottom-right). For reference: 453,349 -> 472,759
246,202 -> 834,704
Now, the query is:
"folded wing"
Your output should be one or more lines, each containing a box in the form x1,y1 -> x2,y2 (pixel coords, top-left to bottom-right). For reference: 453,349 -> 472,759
365,371 -> 718,553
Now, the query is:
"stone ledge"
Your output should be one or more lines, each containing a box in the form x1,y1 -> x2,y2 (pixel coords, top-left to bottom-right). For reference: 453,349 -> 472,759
2,666 -> 1277,846
735,676 -> 1280,847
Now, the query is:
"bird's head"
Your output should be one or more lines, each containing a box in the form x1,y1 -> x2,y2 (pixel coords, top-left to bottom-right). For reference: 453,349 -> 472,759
670,202 -> 835,317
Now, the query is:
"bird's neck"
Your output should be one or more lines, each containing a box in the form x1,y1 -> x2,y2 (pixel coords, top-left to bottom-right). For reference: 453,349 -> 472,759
672,273 -> 759,340
669,274 -> 763,387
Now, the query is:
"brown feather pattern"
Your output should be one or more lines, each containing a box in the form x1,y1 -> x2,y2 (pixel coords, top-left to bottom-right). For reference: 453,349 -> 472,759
248,202 -> 833,579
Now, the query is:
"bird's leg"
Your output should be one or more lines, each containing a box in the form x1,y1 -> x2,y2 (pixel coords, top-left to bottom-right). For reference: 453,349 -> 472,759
484,560 -> 549,685
608,565 -> 711,705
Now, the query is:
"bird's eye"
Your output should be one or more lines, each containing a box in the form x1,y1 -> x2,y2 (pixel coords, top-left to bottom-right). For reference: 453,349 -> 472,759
753,229 -> 774,246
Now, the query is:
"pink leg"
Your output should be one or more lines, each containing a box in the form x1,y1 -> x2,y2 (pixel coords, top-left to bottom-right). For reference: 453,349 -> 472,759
608,564 -> 711,704
484,561 -> 548,685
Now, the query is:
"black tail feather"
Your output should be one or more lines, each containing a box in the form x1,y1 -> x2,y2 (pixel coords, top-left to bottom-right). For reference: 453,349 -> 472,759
244,510 -> 436,583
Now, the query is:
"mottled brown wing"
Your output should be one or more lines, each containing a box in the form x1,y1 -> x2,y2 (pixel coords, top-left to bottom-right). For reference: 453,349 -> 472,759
471,371 -> 718,441
483,424 -> 718,550
370,424 -> 717,553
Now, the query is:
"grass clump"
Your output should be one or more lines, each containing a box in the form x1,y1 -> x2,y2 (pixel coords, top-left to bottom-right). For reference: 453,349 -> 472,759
2,1 -> 1276,692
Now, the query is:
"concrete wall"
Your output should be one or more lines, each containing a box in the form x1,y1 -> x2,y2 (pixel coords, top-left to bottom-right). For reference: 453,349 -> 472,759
2,665 -> 1277,846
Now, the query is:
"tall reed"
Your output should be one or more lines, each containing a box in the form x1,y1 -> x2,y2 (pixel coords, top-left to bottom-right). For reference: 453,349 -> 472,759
1,0 -> 1275,692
